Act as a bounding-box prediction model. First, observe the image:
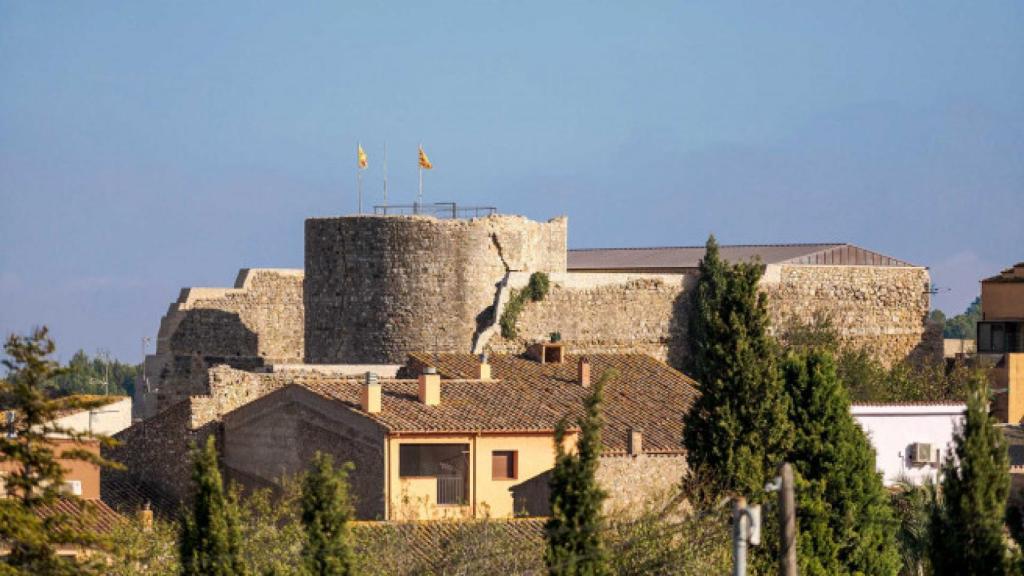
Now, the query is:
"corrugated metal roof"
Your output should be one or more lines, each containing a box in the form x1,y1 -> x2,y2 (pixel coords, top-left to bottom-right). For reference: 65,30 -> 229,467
566,243 -> 914,271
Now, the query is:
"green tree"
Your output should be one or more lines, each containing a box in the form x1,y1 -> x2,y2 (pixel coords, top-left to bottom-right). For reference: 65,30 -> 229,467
545,371 -> 612,576
301,453 -> 358,576
47,350 -> 139,398
179,436 -> 247,576
0,327 -> 116,576
930,375 -> 1012,575
940,296 -> 981,339
683,234 -> 792,497
782,350 -> 901,575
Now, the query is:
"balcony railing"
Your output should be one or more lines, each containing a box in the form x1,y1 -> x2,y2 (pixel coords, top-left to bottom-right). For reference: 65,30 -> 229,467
373,202 -> 497,219
437,475 -> 467,505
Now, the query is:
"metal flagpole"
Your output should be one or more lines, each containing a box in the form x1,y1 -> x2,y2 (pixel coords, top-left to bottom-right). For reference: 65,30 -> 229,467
357,143 -> 363,214
383,141 -> 389,209
417,143 -> 423,213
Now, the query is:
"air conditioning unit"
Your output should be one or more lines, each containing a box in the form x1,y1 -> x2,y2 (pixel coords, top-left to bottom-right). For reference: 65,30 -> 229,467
910,443 -> 934,465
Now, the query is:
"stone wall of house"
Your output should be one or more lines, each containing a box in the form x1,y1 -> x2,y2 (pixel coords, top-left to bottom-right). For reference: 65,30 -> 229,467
597,454 -> 689,514
305,214 -> 567,364
486,273 -> 693,366
763,264 -> 936,366
223,385 -> 388,519
511,454 -> 688,517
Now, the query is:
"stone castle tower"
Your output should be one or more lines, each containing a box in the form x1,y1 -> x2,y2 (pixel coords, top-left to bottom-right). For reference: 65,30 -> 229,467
304,215 -> 567,364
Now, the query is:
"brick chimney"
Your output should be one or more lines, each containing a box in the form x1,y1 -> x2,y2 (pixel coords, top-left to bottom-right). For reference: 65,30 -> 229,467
578,356 -> 591,388
418,367 -> 440,406
476,353 -> 492,381
628,427 -> 643,456
361,371 -> 381,414
138,502 -> 153,532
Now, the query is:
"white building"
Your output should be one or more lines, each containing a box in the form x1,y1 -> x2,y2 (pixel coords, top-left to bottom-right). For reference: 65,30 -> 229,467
51,396 -> 133,436
851,402 -> 965,486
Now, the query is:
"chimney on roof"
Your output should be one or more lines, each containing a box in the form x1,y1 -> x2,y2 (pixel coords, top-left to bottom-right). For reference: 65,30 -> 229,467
138,502 -> 153,532
476,353 -> 492,381
418,366 -> 440,406
628,428 -> 643,456
578,356 -> 591,388
361,372 -> 381,414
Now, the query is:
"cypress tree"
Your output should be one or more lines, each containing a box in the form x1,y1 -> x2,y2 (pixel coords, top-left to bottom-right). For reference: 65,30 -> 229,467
782,350 -> 900,576
930,374 -> 1011,575
683,234 -> 792,496
179,436 -> 247,576
300,453 -> 357,576
545,371 -> 612,576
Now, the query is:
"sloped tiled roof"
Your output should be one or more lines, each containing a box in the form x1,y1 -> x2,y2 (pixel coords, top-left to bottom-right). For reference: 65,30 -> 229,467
275,354 -> 697,454
567,243 -> 914,271
34,498 -> 124,534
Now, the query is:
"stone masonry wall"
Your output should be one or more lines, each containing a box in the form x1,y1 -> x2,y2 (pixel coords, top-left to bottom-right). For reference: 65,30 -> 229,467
143,269 -> 304,417
763,264 -> 935,366
486,273 -> 693,366
158,268 -> 304,361
305,215 -> 567,364
597,455 -> 688,514
489,265 -> 934,369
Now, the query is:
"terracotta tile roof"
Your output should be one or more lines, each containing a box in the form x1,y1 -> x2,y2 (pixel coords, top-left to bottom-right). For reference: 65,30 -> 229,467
567,243 -> 914,270
352,518 -> 545,574
101,471 -> 181,519
34,498 -> 124,534
289,353 -> 697,454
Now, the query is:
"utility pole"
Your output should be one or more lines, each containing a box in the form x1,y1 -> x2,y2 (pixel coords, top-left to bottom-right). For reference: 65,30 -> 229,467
778,463 -> 798,576
97,348 -> 111,395
732,496 -> 762,576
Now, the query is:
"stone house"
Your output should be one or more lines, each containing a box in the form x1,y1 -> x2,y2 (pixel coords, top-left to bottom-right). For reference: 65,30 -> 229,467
108,351 -> 696,520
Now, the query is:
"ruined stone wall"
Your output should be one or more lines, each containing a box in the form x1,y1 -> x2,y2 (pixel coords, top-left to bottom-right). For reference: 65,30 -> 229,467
305,215 -> 567,364
486,273 -> 692,366
157,268 -> 304,361
763,264 -> 936,366
142,269 -> 304,417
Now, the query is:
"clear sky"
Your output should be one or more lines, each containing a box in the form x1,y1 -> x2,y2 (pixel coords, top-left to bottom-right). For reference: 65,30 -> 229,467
2,1 -> 1022,361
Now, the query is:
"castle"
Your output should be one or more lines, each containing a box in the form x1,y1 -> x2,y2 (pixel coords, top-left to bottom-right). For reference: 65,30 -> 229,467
102,211 -> 941,518
139,212 -> 937,419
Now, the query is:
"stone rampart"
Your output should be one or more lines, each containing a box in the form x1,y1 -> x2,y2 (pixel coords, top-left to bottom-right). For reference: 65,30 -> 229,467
305,214 -> 567,364
486,272 -> 693,366
488,265 -> 935,368
763,264 -> 935,365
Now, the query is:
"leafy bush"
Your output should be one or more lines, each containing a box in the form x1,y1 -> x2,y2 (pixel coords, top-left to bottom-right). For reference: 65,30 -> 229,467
500,272 -> 551,339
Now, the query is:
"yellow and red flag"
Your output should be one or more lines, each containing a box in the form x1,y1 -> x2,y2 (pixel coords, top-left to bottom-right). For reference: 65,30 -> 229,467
418,145 -> 433,170
357,144 -> 368,169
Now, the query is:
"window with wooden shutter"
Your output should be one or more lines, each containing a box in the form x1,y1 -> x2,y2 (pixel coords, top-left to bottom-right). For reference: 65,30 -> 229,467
492,450 -> 517,480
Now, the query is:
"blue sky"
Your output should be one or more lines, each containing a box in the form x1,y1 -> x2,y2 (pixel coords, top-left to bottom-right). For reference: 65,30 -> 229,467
1,1 -> 1022,361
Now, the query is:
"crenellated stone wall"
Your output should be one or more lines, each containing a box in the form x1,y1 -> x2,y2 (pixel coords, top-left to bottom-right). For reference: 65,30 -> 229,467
304,214 -> 567,364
